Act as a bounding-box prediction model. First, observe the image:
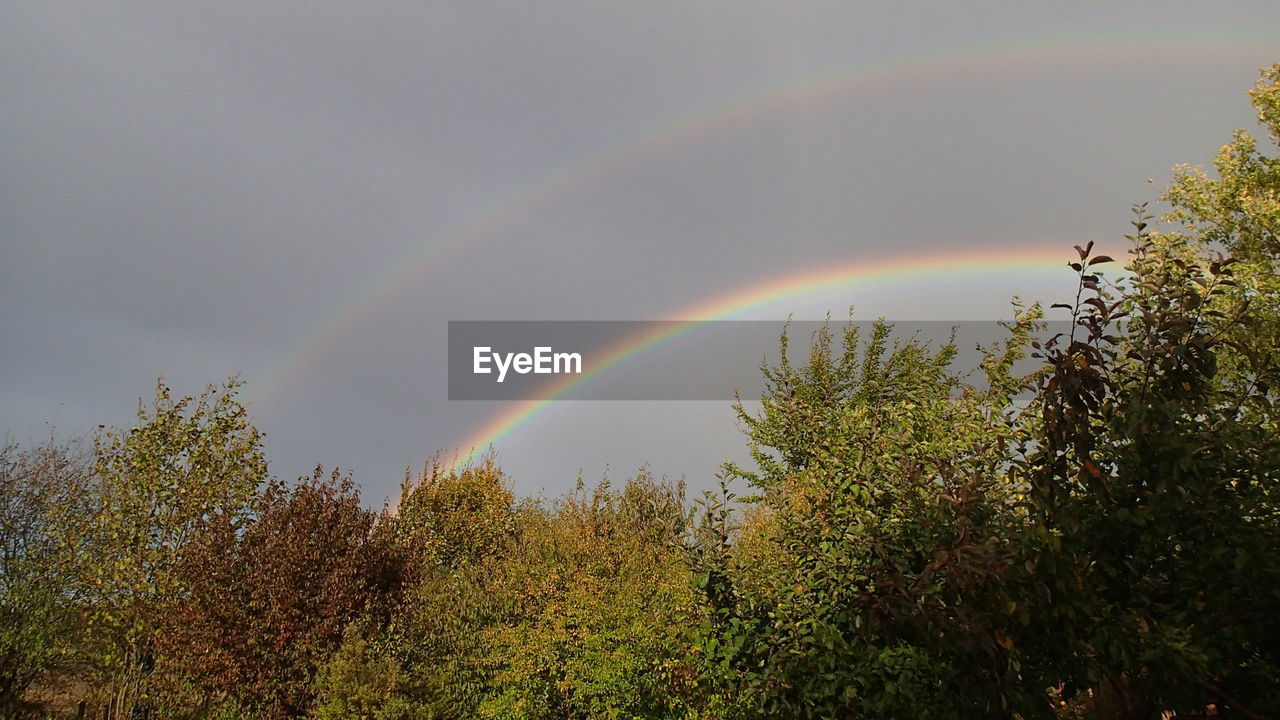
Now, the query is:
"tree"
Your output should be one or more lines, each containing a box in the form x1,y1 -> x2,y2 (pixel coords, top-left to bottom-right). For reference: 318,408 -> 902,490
312,457 -> 518,718
1016,66 -> 1280,717
392,453 -> 516,577
321,463 -> 703,720
86,378 -> 266,718
0,438 -> 94,717
697,64 -> 1280,719
465,472 -> 700,720
702,316 -> 1049,719
1164,63 -> 1280,387
156,467 -> 395,719
312,623 -> 420,720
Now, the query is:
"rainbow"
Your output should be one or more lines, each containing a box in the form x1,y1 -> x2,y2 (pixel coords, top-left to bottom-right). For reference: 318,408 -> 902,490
249,33 -> 1276,409
449,244 -> 1082,471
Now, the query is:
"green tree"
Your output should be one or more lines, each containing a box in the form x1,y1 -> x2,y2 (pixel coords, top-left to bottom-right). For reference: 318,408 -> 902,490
703,316 -> 1048,719
698,64 -> 1280,720
312,623 -> 423,720
392,454 -> 516,577
1164,63 -> 1280,389
87,378 -> 267,718
329,463 -> 703,720
1016,65 -> 1280,718
0,438 -> 94,717
313,457 -> 518,718
467,472 -> 699,720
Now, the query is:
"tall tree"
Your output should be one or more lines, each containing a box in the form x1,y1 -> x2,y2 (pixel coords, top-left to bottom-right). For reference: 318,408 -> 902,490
156,467 -> 393,719
87,378 -> 266,718
466,472 -> 699,720
706,317 -> 1046,719
1018,66 -> 1280,717
0,438 -> 94,717
314,457 -> 517,719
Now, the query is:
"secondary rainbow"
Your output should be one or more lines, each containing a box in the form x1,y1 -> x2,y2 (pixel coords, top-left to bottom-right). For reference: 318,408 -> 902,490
249,34 -> 1274,408
450,244 -> 1081,471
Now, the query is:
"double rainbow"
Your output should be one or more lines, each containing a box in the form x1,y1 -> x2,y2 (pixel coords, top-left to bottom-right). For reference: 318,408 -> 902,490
241,32 -> 1272,469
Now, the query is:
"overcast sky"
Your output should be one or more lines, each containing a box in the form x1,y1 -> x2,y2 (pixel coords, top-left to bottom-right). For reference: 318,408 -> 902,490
3,2 -> 1277,503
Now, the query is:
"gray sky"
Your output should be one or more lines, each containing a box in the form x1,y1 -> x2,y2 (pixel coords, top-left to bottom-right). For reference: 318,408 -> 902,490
3,2 -> 1277,504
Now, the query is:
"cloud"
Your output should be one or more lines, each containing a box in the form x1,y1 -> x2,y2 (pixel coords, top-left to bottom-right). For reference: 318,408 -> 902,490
3,0 -> 1277,501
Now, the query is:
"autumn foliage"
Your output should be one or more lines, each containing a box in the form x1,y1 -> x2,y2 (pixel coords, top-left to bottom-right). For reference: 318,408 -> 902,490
155,469 -> 395,718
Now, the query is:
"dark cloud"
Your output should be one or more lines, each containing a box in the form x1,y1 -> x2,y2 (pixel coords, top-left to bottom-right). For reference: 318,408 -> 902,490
3,1 -> 1277,500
